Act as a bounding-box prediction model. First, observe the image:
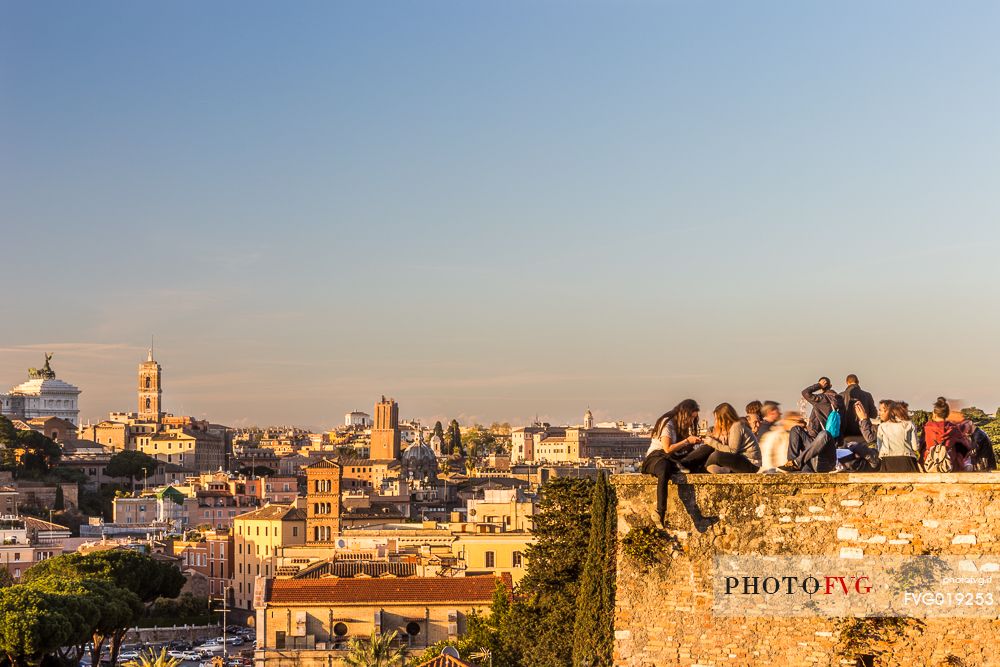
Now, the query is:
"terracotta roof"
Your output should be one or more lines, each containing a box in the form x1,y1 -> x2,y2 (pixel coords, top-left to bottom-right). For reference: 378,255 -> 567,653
267,574 -> 503,605
22,515 -> 71,532
234,504 -> 305,522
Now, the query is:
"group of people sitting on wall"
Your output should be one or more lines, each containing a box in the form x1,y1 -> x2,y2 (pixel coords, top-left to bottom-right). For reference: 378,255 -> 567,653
641,374 -> 998,527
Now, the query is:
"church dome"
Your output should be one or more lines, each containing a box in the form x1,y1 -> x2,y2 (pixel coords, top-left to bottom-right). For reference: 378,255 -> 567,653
401,438 -> 439,481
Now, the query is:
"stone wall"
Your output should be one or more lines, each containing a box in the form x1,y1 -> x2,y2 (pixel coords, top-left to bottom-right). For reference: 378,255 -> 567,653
123,622 -> 222,644
612,473 -> 1000,667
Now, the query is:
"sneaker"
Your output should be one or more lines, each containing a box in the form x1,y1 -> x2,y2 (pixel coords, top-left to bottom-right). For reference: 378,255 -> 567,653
777,461 -> 800,473
706,464 -> 731,474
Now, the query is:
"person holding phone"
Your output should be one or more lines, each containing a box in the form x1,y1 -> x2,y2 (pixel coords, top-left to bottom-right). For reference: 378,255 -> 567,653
641,399 -> 702,528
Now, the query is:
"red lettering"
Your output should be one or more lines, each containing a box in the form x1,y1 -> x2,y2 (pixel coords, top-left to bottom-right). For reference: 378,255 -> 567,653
824,576 -> 849,595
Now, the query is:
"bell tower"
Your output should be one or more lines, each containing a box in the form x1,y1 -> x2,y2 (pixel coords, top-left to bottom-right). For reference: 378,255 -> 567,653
138,344 -> 162,422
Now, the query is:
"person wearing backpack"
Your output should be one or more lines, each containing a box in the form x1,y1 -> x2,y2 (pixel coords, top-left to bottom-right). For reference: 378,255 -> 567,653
795,377 -> 845,472
923,397 -> 971,472
778,412 -> 833,473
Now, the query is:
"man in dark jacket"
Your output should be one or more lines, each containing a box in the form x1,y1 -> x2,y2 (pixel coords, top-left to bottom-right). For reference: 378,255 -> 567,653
972,426 -> 997,471
798,377 -> 846,472
840,374 -> 878,438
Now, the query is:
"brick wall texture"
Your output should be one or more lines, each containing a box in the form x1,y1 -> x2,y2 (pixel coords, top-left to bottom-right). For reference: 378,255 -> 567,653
612,473 -> 1000,667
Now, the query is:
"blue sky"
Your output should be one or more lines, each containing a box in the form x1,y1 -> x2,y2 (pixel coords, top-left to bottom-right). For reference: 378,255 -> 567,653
2,1 -> 999,430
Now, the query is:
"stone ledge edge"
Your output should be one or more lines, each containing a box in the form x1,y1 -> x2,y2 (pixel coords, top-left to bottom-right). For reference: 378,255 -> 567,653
610,472 -> 1000,486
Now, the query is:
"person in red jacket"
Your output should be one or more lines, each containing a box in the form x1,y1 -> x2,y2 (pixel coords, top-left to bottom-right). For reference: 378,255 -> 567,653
922,397 -> 972,471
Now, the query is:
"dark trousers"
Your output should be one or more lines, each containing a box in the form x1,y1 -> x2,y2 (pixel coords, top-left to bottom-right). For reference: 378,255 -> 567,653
789,427 -> 835,472
705,450 -> 759,473
879,455 -> 920,472
641,450 -> 678,520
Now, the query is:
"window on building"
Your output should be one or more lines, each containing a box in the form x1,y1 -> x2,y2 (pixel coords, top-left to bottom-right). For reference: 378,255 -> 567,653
292,527 -> 298,537
485,551 -> 495,568
513,551 -> 523,568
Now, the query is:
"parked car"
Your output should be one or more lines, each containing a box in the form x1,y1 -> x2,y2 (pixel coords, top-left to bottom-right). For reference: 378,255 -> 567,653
117,651 -> 140,663
167,651 -> 187,660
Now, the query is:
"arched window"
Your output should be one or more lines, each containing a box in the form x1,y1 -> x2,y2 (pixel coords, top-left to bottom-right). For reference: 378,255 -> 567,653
145,376 -> 151,389
145,398 -> 151,410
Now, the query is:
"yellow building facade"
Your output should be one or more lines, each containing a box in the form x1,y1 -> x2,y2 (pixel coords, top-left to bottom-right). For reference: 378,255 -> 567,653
233,502 -> 306,609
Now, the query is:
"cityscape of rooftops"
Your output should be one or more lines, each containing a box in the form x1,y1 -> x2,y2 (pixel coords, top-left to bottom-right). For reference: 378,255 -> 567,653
3,3 -> 1000,667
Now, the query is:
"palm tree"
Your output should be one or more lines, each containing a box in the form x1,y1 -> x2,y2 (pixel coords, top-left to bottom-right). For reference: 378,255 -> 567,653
470,647 -> 493,667
343,630 -> 404,667
124,648 -> 182,667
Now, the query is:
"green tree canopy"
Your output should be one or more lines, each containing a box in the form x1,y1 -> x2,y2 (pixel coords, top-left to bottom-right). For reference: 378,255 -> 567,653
105,450 -> 159,482
24,549 -> 184,664
12,430 -> 62,476
961,407 -> 990,424
0,585 -> 76,667
0,416 -> 18,468
25,549 -> 184,603
462,427 -> 500,459
432,421 -> 445,443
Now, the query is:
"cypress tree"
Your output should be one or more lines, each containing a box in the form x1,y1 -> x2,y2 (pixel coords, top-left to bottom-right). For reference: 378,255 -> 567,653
508,477 -> 595,667
571,472 -> 616,666
447,420 -> 463,456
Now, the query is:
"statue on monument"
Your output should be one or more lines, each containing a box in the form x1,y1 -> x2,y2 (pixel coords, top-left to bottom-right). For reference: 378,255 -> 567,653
28,353 -> 56,380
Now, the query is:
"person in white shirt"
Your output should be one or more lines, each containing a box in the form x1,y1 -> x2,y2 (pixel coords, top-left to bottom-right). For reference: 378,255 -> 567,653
641,399 -> 701,527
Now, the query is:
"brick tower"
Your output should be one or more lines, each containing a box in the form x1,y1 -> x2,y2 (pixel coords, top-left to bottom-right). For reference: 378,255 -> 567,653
370,395 -> 401,460
305,459 -> 342,542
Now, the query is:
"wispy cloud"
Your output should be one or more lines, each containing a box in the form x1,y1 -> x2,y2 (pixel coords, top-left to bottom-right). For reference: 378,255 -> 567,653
0,342 -> 137,357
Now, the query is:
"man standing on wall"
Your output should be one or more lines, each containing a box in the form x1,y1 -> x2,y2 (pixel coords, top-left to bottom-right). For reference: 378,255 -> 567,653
840,374 -> 878,439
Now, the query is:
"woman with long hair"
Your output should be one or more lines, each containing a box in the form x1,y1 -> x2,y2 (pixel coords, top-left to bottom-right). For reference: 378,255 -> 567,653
641,399 -> 702,527
871,400 -> 920,472
702,403 -> 761,473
